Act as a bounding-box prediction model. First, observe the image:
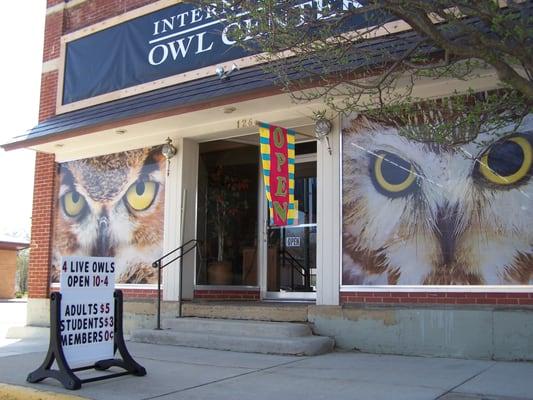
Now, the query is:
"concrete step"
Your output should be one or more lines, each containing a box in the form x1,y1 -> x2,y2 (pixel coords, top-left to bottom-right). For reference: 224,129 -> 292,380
182,302 -> 310,322
131,329 -> 334,356
162,317 -> 312,337
131,318 -> 334,356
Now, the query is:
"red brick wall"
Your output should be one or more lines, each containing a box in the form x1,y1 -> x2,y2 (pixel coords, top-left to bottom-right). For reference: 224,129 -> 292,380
41,2 -> 64,124
51,286 -> 158,300
194,290 -> 260,301
121,288 -> 159,299
39,71 -> 58,122
27,2 -> 64,300
340,292 -> 533,306
43,9 -> 63,62
64,0 -> 156,33
47,0 -> 64,7
28,153 -> 57,299
45,0 -> 158,38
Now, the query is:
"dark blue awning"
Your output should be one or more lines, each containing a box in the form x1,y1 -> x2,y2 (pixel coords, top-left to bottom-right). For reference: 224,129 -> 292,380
2,30 -> 435,151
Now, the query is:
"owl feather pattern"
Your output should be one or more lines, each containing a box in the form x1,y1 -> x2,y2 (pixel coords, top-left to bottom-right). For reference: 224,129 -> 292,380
52,147 -> 165,284
342,114 -> 533,285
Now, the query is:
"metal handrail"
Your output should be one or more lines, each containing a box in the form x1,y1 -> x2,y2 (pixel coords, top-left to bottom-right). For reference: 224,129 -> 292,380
152,239 -> 200,269
152,239 -> 201,330
280,249 -> 312,291
282,249 -> 307,276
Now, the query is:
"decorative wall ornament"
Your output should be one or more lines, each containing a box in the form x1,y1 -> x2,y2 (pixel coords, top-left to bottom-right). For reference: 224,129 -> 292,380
315,118 -> 333,155
162,137 -> 177,175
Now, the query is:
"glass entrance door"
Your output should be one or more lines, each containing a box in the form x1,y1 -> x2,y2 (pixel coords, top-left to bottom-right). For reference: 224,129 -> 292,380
264,155 -> 317,300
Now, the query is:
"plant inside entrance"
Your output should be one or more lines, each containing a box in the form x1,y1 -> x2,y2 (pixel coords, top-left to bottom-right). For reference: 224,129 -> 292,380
197,141 -> 259,286
206,164 -> 251,284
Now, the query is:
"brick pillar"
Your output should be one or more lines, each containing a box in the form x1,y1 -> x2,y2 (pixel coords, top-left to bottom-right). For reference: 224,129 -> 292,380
26,2 -> 65,299
40,4 -> 64,122
28,153 -> 56,299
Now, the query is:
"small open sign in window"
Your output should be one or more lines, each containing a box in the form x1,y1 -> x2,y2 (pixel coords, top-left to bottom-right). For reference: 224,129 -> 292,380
285,237 -> 301,247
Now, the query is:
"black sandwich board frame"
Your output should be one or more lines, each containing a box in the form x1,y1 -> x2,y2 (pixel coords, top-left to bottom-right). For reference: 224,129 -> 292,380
27,290 -> 146,390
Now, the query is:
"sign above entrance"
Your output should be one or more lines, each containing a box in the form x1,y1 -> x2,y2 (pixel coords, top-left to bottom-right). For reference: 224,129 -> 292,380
57,0 -> 384,113
61,2 -> 248,107
259,122 -> 297,227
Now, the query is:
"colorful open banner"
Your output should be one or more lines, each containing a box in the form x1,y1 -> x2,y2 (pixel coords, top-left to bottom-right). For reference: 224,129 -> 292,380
258,122 -> 297,226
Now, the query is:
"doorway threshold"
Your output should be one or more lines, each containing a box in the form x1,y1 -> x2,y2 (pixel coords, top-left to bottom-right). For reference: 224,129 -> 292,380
263,291 -> 316,302
183,300 -> 312,322
261,298 -> 316,304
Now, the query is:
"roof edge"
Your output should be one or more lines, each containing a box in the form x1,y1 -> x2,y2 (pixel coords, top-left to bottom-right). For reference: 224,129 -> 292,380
1,85 -> 283,152
0,240 -> 30,251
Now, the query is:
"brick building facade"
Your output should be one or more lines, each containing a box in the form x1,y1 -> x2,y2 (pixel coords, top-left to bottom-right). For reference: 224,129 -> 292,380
2,0 -> 532,360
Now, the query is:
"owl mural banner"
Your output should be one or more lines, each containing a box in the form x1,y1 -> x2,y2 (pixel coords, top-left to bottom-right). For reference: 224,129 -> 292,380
342,112 -> 533,286
51,146 -> 166,285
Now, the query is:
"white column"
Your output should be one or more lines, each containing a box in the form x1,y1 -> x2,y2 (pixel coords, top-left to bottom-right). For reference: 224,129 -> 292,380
316,118 -> 341,305
178,138 -> 199,300
162,137 -> 199,301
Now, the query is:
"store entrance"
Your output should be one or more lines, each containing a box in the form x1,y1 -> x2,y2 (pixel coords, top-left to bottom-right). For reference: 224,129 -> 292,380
196,140 -> 259,286
195,136 -> 317,301
264,151 -> 317,300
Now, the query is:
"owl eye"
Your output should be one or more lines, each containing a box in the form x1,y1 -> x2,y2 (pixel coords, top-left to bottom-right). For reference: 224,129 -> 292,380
370,151 -> 418,197
477,135 -> 532,186
124,180 -> 159,211
62,190 -> 87,218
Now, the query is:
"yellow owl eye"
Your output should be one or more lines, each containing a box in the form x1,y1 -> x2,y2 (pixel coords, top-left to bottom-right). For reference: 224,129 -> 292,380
371,151 -> 418,197
124,180 -> 158,211
478,136 -> 532,186
62,190 -> 87,218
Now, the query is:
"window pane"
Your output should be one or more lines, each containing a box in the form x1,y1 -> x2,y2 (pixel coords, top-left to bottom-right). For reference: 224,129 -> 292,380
196,142 -> 259,285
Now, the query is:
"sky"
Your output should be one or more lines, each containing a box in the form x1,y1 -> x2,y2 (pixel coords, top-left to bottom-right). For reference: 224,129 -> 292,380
0,3 -> 46,239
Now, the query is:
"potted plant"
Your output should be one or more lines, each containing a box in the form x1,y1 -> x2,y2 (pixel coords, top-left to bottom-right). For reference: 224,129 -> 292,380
207,165 -> 250,284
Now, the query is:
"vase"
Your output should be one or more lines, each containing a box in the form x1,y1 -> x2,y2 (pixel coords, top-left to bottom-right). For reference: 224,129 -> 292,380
208,261 -> 233,285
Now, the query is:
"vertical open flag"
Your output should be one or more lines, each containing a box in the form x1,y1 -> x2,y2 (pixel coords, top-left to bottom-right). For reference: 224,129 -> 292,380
259,122 -> 297,226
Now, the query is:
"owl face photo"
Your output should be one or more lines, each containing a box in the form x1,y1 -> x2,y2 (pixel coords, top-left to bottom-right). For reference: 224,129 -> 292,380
52,146 -> 165,284
342,114 -> 533,286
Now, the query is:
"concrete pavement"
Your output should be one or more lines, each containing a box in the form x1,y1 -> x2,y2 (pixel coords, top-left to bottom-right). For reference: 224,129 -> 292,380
0,300 -> 47,358
1,301 -> 533,400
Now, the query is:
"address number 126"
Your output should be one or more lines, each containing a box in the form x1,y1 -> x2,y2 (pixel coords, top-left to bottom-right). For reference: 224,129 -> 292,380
237,119 -> 254,129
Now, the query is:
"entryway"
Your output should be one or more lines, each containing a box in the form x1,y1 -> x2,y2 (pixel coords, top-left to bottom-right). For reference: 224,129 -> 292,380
263,150 -> 317,300
194,135 -> 317,302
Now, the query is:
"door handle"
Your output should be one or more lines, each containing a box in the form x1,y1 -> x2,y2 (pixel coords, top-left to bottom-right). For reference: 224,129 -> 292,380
263,221 -> 268,243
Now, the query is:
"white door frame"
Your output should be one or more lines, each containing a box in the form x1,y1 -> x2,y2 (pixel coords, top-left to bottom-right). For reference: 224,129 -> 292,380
259,151 -> 318,301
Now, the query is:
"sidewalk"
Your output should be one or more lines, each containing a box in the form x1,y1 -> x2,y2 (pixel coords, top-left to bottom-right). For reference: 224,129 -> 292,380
0,299 -> 46,358
1,336 -> 533,400
1,301 -> 532,400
